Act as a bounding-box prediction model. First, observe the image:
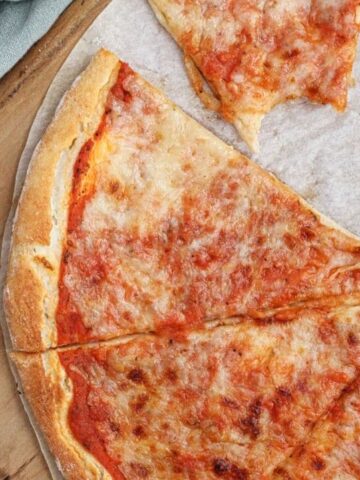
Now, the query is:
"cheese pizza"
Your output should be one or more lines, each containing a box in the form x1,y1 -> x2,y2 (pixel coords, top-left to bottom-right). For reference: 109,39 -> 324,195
13,306 -> 360,479
5,50 -> 360,352
273,378 -> 360,479
148,0 -> 360,150
4,50 -> 360,479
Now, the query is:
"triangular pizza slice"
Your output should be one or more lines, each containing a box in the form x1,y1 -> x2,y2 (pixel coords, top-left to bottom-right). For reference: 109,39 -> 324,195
12,306 -> 360,480
148,0 -> 360,150
5,50 -> 360,351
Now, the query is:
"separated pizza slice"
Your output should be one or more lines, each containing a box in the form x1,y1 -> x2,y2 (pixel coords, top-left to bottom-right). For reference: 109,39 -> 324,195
12,305 -> 360,480
272,378 -> 360,480
5,49 -> 360,351
148,0 -> 360,150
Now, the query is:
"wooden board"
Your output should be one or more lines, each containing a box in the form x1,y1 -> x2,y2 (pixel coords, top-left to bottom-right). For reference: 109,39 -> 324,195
0,1 -> 110,478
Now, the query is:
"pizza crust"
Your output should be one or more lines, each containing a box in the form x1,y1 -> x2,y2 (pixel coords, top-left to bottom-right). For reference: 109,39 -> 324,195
4,50 -> 121,351
5,48 -> 360,351
183,54 -> 263,151
12,351 -> 112,480
11,307 -> 360,480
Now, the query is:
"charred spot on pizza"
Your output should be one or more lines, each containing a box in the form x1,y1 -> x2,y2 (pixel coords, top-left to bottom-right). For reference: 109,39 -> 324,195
107,179 -> 120,194
109,421 -> 120,434
212,458 -> 249,479
213,458 -> 231,475
230,346 -> 242,357
239,398 -> 262,439
311,456 -> 326,471
300,226 -> 316,242
347,331 -> 359,346
222,396 -> 239,409
165,368 -> 178,383
133,425 -> 146,438
283,233 -> 297,250
276,387 -> 292,399
269,387 -> 293,422
127,368 -> 145,384
273,467 -> 292,479
62,249 -> 71,265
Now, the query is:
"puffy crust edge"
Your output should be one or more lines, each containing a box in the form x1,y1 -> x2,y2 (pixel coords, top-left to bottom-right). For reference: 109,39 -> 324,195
4,49 -> 121,352
12,351 -> 112,480
12,49 -> 120,247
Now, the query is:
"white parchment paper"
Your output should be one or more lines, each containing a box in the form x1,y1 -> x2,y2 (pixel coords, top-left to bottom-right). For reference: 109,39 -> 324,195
1,0 -> 360,478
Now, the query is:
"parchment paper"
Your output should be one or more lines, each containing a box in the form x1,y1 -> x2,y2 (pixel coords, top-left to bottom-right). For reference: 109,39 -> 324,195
1,0 -> 360,478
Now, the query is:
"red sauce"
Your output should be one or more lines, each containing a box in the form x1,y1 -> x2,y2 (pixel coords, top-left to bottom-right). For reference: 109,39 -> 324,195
59,350 -> 125,480
56,62 -> 126,345
68,139 -> 95,233
184,1 -> 359,112
56,272 -> 91,345
57,135 -> 98,344
111,63 -> 135,103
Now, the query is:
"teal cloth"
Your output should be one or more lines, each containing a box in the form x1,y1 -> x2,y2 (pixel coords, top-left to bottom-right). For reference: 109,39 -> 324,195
0,0 -> 72,78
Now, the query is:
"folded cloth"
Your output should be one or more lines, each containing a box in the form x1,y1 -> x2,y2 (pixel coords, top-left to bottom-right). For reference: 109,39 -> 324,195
0,0 -> 72,78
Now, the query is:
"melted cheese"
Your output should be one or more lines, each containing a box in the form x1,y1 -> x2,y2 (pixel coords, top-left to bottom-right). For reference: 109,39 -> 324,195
56,63 -> 360,345
58,306 -> 360,479
273,379 -> 360,479
149,0 -> 360,149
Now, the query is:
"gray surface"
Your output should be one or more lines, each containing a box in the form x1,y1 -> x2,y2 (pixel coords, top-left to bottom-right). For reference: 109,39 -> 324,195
0,0 -> 71,78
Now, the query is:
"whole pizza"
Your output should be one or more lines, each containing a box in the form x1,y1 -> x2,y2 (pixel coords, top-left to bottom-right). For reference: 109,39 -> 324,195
3,33 -> 360,480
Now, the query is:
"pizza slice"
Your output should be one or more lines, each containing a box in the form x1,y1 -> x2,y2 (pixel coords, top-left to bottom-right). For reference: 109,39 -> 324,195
272,379 -> 360,480
5,49 -> 360,351
148,0 -> 360,150
12,306 -> 360,480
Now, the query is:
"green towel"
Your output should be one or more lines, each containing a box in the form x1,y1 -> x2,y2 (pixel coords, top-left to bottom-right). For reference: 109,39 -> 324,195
0,0 -> 72,78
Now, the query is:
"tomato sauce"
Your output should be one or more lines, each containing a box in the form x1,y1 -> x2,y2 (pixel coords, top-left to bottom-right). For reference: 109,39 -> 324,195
56,62 -> 132,345
181,1 -> 360,114
111,63 -> 135,103
60,350 -> 125,480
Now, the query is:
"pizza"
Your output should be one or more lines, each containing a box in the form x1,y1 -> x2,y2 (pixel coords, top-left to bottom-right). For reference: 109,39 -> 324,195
5,50 -> 360,352
148,0 -> 360,150
273,378 -> 360,479
4,49 -> 360,479
12,306 -> 360,480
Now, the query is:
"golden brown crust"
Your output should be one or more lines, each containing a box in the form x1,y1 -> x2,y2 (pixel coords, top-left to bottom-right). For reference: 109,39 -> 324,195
4,49 -> 121,351
12,49 -> 119,247
4,253 -> 45,351
4,47 -> 360,480
5,48 -> 360,354
12,352 -> 111,480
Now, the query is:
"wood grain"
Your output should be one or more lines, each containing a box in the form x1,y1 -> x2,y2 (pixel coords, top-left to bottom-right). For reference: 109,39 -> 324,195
0,0 -> 110,478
